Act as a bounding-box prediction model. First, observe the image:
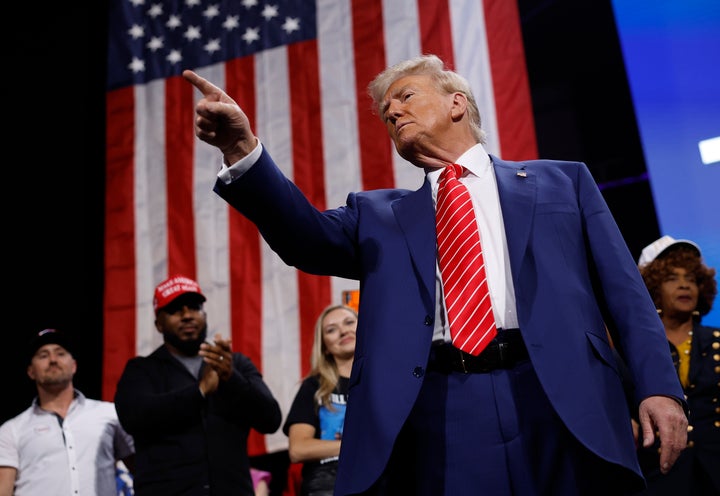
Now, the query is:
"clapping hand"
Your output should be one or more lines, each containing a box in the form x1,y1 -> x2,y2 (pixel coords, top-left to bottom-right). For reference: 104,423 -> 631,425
198,334 -> 233,395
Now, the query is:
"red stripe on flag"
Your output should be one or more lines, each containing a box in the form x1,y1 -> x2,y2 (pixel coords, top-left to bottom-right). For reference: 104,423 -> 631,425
103,86 -> 138,401
418,0 -> 455,69
484,0 -> 538,160
165,76 -> 198,275
352,0 -> 392,190
288,40 -> 332,378
228,208 -> 263,360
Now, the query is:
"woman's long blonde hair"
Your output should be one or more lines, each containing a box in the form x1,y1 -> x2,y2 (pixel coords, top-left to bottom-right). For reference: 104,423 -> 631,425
309,304 -> 358,411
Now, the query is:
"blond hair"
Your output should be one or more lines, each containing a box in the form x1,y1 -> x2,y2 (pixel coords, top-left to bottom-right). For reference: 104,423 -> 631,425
309,304 -> 358,411
367,54 -> 486,144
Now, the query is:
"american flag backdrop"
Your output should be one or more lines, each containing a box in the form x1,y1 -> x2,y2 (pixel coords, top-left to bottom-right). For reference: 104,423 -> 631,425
104,0 -> 537,456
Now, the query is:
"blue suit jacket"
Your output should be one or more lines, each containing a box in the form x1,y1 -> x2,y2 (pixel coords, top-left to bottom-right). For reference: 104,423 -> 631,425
214,149 -> 684,495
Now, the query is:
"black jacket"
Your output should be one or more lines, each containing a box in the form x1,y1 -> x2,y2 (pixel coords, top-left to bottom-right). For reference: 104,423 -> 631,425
635,323 -> 720,495
115,345 -> 282,495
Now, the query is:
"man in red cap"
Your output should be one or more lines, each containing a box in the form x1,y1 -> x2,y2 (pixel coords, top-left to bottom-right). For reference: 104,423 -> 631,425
114,274 -> 282,496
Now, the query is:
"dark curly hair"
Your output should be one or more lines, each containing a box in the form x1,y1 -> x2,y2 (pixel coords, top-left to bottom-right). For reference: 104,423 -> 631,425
639,246 -> 717,316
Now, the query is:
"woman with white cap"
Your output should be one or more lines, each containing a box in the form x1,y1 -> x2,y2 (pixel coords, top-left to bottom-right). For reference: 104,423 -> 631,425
635,235 -> 719,495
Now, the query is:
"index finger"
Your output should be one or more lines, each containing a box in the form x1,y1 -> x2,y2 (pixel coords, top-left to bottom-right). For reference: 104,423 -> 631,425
182,69 -> 222,97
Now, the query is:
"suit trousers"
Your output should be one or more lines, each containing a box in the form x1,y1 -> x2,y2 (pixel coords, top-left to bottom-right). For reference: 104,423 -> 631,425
362,359 -> 639,496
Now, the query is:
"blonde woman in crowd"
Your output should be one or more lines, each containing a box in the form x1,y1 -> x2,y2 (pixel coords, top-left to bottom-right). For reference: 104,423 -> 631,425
283,305 -> 357,496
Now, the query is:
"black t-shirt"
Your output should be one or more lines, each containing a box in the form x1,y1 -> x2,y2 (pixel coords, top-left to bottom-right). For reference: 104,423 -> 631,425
283,375 -> 349,494
283,375 -> 349,443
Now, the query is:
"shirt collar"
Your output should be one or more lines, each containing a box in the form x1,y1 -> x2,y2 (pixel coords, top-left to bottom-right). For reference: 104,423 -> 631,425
455,143 -> 491,177
426,142 -> 491,186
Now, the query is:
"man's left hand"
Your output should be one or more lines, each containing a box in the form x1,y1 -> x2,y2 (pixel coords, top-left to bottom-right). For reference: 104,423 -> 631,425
637,395 -> 688,474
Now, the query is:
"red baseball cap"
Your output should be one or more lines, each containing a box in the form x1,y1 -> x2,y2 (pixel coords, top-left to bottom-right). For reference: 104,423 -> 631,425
153,275 -> 206,313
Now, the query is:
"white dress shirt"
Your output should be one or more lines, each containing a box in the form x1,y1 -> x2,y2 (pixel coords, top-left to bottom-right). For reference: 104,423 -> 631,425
426,143 -> 519,342
0,391 -> 135,496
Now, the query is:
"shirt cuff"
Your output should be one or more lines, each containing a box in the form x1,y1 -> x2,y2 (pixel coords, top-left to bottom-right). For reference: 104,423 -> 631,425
217,139 -> 263,184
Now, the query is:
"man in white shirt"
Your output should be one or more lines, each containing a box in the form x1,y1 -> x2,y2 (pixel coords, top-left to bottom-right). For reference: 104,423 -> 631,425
0,329 -> 135,496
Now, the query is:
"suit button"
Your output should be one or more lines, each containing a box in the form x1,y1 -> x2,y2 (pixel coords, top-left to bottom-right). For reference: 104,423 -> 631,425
413,366 -> 425,378
424,315 -> 433,326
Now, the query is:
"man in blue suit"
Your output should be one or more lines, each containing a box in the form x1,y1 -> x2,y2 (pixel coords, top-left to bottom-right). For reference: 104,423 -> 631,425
183,54 -> 687,495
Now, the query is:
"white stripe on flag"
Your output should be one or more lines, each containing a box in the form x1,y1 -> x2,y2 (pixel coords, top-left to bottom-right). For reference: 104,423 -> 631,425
255,48 -> 305,452
136,80 -> 167,356
317,0 -> 364,310
449,0 -> 501,156
195,63 -> 231,346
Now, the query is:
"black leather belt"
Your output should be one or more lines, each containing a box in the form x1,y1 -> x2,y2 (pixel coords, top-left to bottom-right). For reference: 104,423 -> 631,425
428,329 -> 528,374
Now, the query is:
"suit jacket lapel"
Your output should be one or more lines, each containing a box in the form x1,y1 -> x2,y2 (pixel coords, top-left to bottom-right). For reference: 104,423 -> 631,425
392,178 -> 437,303
392,159 -> 536,308
491,155 -> 536,281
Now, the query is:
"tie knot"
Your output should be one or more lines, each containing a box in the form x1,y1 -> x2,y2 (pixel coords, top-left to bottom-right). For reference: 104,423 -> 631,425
441,163 -> 464,182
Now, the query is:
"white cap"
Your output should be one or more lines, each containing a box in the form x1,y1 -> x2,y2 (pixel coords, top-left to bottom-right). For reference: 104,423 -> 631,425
638,235 -> 701,266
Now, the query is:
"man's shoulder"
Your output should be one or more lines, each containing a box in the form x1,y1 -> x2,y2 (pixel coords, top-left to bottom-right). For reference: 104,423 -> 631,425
80,396 -> 117,410
231,351 -> 262,369
353,187 -> 416,203
72,394 -> 121,421
0,404 -> 35,431
125,345 -> 170,364
491,155 -> 583,170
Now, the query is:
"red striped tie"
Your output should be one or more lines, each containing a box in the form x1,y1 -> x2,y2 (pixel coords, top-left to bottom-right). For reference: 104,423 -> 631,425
436,164 -> 497,356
